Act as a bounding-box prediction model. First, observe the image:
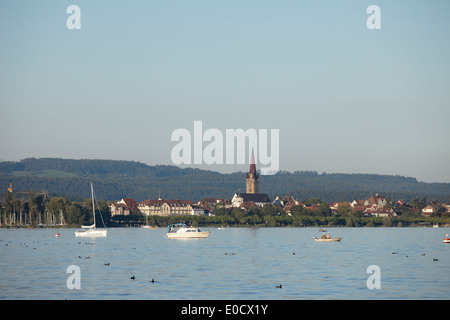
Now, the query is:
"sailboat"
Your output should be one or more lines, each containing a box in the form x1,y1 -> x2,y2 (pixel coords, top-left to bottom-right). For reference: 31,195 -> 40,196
75,183 -> 107,237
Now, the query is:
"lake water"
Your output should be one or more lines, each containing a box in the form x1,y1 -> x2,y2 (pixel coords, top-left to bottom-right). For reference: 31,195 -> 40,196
1,227 -> 449,300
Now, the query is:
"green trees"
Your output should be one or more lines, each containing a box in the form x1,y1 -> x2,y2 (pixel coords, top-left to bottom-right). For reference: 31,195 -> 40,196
2,158 -> 450,203
314,202 -> 332,216
28,192 -> 45,225
2,191 -> 450,228
410,197 -> 427,211
0,193 -> 109,227
66,203 -> 85,225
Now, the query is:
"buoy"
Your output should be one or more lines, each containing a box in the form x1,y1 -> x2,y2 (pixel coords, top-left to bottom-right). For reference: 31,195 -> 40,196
444,234 -> 450,243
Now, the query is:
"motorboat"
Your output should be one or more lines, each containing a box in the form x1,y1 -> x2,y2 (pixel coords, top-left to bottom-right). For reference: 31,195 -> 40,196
313,236 -> 342,242
166,223 -> 210,239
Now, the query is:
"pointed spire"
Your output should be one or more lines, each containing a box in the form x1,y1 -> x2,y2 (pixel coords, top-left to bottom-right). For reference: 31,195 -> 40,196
246,148 -> 260,193
249,149 -> 256,174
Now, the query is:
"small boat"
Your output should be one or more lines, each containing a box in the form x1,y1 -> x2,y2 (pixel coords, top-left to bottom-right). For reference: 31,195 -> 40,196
444,234 -> 450,244
55,233 -> 61,237
166,223 -> 210,239
319,228 -> 327,232
141,215 -> 157,229
313,237 -> 342,242
75,183 -> 107,238
141,225 -> 157,229
217,226 -> 225,230
75,225 -> 107,237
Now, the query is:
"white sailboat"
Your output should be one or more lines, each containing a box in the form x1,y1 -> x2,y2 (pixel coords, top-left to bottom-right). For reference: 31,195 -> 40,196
75,183 -> 107,237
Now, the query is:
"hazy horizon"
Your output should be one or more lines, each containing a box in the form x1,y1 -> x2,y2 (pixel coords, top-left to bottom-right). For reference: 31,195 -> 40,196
1,1 -> 449,184
0,156 -> 442,184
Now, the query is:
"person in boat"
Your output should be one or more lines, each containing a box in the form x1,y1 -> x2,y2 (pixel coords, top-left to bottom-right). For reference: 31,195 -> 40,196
326,232 -> 331,239
321,233 -> 327,239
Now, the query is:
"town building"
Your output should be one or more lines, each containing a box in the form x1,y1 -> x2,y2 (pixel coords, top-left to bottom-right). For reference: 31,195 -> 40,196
350,194 -> 387,209
110,203 -> 130,216
349,194 -> 397,217
246,151 -> 260,194
422,205 -> 438,216
110,198 -> 139,216
272,196 -> 303,214
232,157 -> 271,208
368,206 -> 397,217
232,193 -> 272,208
197,198 -> 232,215
138,199 -> 204,216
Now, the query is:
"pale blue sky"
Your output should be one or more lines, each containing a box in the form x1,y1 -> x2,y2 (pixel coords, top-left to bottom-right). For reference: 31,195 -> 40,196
1,1 -> 449,182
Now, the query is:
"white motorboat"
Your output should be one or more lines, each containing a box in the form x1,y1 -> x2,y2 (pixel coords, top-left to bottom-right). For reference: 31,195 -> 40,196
313,237 -> 342,242
166,223 -> 210,239
75,183 -> 107,237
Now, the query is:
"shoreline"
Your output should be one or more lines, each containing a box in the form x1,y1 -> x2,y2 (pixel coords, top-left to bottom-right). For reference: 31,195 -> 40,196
1,223 -> 449,229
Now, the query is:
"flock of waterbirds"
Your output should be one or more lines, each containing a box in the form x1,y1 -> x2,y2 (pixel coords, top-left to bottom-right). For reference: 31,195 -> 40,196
1,233 -> 445,292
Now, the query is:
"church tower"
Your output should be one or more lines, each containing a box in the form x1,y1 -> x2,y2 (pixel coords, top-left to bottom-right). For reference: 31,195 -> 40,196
246,151 -> 260,194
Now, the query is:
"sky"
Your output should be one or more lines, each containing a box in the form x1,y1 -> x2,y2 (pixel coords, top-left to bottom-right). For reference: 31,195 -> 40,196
1,0 -> 449,183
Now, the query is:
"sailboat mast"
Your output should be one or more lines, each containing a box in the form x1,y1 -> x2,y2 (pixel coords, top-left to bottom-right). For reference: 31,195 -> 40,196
91,183 -> 96,228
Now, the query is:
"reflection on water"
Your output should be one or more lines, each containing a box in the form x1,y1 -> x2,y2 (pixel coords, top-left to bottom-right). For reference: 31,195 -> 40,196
1,227 -> 449,299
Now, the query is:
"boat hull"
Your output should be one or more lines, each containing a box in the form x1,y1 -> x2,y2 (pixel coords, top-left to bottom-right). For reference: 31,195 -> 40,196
75,229 -> 107,237
444,238 -> 450,243
166,231 -> 210,239
313,237 -> 342,242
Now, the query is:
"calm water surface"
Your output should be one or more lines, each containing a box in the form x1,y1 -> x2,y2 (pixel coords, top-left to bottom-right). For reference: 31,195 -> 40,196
1,227 -> 449,299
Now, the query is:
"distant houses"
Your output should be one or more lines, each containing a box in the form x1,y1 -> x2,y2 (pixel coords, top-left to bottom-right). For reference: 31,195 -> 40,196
198,198 -> 231,214
269,193 -> 397,217
110,198 -> 138,216
107,157 -> 449,219
109,155 -> 272,217
231,193 -> 271,208
421,203 -> 448,216
109,190 -> 449,219
273,196 -> 301,214
111,198 -> 204,217
349,194 -> 396,217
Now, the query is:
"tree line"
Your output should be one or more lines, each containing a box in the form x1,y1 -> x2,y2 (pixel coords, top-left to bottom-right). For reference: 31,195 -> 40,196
1,158 -> 450,203
0,192 -> 111,228
3,190 -> 449,228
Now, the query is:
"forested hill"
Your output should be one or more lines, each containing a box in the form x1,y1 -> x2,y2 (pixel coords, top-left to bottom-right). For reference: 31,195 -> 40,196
1,158 -> 449,203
